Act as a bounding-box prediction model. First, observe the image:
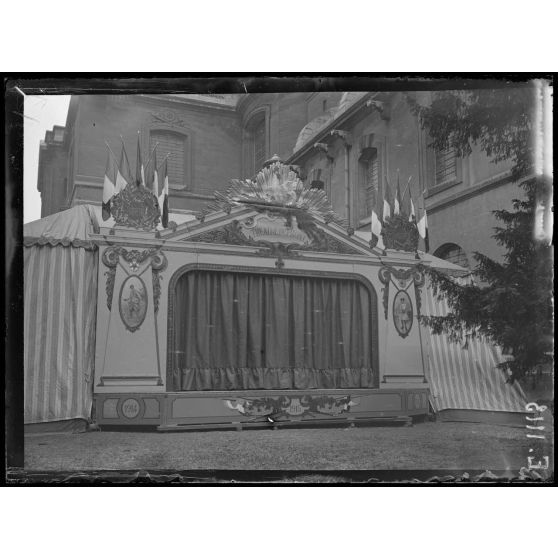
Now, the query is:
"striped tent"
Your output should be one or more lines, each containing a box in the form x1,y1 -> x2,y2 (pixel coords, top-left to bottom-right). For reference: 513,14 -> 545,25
24,205 -> 99,425
422,272 -> 527,418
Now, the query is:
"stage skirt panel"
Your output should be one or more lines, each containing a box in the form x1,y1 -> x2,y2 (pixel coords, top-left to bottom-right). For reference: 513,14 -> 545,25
170,271 -> 378,390
173,367 -> 376,391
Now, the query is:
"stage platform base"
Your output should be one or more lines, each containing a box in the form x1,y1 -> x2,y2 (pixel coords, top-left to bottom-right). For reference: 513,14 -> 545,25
157,415 -> 415,432
95,388 -> 429,430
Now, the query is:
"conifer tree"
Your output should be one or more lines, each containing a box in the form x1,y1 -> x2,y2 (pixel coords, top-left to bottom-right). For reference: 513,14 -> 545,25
407,86 -> 553,384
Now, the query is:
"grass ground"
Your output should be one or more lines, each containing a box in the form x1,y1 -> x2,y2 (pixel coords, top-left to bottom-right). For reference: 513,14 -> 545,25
24,420 -> 553,476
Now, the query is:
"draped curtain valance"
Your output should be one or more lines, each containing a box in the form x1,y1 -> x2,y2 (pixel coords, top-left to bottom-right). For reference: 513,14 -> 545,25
169,270 -> 378,390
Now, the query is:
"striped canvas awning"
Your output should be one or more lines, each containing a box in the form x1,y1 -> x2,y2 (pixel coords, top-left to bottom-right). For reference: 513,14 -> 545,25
423,284 -> 527,413
24,206 -> 99,424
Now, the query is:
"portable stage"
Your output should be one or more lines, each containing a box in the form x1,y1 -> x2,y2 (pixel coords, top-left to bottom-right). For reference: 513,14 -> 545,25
24,158 -> 527,431
92,159 -> 433,430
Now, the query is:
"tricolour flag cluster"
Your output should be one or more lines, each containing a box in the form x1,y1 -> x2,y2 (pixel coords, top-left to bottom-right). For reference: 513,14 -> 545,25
369,173 -> 429,253
102,134 -> 170,228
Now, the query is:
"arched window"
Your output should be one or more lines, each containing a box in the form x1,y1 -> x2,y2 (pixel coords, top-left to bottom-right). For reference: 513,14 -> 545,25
244,111 -> 267,176
150,130 -> 188,190
434,243 -> 469,268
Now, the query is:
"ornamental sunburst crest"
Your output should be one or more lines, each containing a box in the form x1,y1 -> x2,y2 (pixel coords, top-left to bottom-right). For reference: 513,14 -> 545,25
200,157 -> 346,227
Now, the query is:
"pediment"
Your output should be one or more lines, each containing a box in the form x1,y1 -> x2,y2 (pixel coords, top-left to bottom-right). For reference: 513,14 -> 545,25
161,205 -> 373,257
159,157 -> 377,257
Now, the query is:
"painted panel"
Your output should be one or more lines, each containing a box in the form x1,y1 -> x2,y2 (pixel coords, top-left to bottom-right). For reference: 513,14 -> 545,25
119,275 -> 148,332
144,398 -> 160,418
101,264 -> 160,383
358,392 -> 403,411
393,290 -> 413,338
102,399 -> 119,419
172,397 -> 239,419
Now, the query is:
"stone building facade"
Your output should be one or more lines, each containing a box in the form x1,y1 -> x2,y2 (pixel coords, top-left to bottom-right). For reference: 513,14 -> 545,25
37,90 -> 522,264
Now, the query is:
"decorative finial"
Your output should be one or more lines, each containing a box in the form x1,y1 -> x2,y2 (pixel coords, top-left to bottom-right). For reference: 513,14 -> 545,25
263,154 -> 283,168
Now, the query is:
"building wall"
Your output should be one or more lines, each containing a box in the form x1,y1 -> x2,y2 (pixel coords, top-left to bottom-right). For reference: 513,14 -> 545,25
291,91 -> 519,265
37,90 -> 522,265
39,93 -> 325,217
37,128 -> 69,218
68,95 -> 243,214
238,93 -> 311,175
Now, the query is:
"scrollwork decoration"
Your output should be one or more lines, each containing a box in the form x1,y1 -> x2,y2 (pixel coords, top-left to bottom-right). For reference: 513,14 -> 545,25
378,266 -> 391,319
225,394 -> 358,419
151,110 -> 188,128
186,215 -> 360,255
378,264 -> 425,320
151,251 -> 168,314
102,246 -> 167,312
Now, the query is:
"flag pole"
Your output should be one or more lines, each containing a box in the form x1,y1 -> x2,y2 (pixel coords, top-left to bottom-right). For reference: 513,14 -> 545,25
401,175 -> 413,201
156,153 -> 171,171
104,141 -> 120,166
143,142 -> 160,174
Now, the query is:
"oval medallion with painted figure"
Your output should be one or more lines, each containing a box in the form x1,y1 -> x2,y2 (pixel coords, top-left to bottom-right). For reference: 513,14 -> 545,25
119,275 -> 148,332
393,290 -> 413,338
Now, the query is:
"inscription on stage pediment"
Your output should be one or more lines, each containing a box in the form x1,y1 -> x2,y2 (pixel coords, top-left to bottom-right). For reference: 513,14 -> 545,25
184,212 -> 361,256
240,214 -> 311,246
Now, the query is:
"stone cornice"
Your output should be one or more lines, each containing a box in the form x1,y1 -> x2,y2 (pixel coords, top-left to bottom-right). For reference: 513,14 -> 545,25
425,170 -> 521,214
138,94 -> 238,115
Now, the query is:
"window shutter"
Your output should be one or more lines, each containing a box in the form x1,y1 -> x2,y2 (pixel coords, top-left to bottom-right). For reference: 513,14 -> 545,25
365,153 -> 379,216
150,131 -> 186,188
253,119 -> 266,172
435,147 -> 457,184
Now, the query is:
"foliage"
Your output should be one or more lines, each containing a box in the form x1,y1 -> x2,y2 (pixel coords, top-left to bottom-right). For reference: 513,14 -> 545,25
409,87 -> 553,383
407,88 -> 534,181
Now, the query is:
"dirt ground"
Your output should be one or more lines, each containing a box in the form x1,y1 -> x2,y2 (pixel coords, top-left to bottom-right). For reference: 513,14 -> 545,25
23,420 -> 554,476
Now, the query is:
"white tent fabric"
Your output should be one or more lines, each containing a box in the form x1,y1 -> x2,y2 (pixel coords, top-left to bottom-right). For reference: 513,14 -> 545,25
24,206 -> 99,424
424,286 -> 527,413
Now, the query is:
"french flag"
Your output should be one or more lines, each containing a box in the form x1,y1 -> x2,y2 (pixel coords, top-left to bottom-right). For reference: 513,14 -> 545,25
158,158 -> 169,228
417,204 -> 430,253
102,147 -> 117,221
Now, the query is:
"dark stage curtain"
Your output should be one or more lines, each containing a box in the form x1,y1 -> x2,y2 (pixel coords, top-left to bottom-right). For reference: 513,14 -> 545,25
171,271 -> 377,390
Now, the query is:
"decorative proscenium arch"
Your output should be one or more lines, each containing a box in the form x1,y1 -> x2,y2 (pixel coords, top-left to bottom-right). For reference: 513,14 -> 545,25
165,262 -> 380,390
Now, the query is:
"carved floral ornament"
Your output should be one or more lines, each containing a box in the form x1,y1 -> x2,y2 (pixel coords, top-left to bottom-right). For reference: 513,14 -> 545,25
224,394 -> 359,419
151,109 -> 188,128
102,246 -> 168,317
